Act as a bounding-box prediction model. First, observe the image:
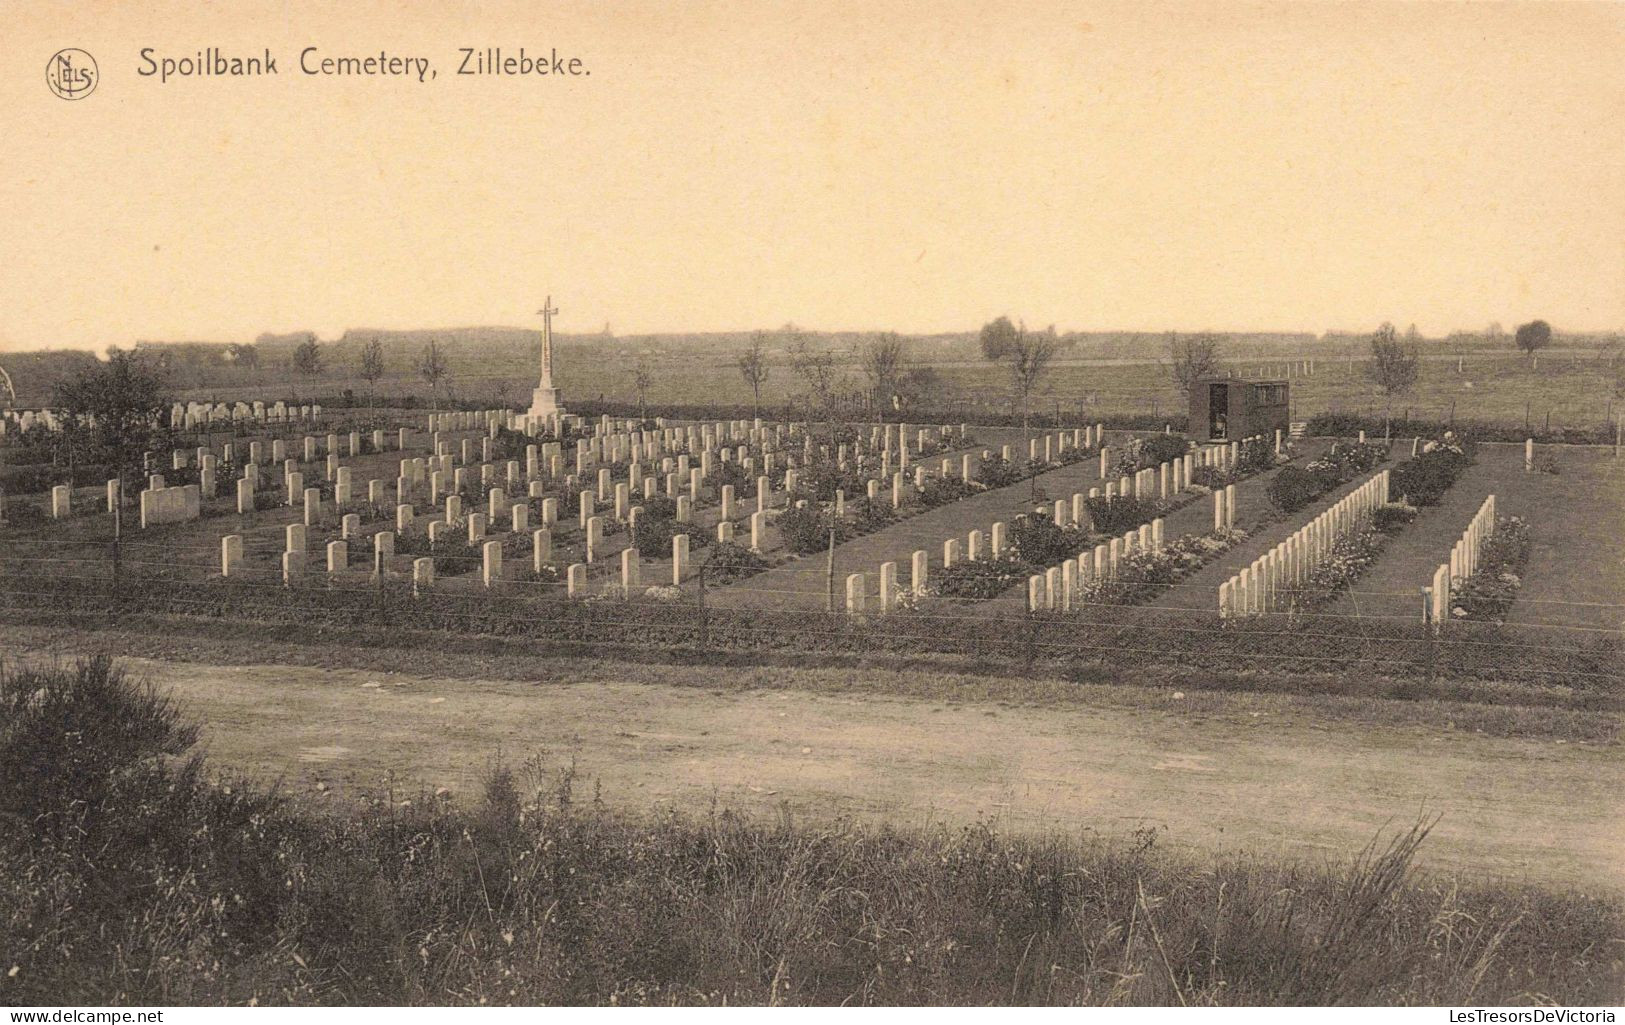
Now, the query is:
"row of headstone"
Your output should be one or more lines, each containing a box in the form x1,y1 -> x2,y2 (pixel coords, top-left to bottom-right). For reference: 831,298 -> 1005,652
1,409 -> 63,434
169,400 -> 321,430
1424,494 -> 1497,627
140,483 -> 201,528
1026,516 -> 1170,613
1219,468 -> 1390,618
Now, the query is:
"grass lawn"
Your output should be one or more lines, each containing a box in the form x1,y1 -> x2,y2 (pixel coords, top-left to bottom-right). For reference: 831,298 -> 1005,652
1326,444 -> 1625,630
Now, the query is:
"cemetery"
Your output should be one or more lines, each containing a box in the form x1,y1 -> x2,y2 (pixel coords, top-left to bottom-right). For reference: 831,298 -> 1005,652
1,388 -> 1617,716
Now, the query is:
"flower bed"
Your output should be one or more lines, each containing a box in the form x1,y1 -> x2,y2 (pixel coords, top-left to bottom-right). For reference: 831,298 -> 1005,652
1080,528 -> 1248,607
1265,440 -> 1391,513
1451,516 -> 1531,623
1287,528 -> 1390,611
1389,433 -> 1476,507
928,555 -> 1032,601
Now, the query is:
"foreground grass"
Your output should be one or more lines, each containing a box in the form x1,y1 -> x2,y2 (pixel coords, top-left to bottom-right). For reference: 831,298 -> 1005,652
1,658 -> 1619,1006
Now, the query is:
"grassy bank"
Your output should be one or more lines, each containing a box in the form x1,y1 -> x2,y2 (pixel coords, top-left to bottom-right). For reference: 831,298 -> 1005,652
2,657 -> 1619,1006
0,613 -> 1616,744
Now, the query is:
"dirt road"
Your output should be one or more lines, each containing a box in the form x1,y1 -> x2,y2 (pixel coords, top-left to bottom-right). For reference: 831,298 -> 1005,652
112,655 -> 1624,894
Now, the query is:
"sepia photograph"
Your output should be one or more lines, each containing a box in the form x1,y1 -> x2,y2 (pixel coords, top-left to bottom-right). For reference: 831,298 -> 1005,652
1,0 -> 1621,1014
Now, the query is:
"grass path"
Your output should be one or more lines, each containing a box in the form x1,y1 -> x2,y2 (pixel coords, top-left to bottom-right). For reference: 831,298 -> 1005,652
1321,445 -> 1625,630
56,651 -> 1625,895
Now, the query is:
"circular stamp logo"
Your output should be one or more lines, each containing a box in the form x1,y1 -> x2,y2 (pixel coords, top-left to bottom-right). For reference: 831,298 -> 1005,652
47,48 -> 98,100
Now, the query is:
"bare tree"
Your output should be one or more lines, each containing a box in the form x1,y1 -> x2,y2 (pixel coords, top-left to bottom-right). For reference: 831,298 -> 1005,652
981,316 -> 1057,499
417,339 -> 450,411
1366,322 -> 1418,439
736,331 -> 772,418
1166,332 -> 1223,399
857,332 -> 905,413
631,360 -> 653,423
980,316 -> 1057,433
789,334 -> 849,611
358,338 -> 385,412
789,335 -> 843,438
54,352 -> 172,580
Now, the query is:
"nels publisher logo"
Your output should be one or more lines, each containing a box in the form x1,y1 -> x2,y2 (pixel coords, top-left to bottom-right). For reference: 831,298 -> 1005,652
47,48 -> 97,100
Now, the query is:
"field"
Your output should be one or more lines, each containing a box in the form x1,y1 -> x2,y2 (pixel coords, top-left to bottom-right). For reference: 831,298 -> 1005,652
7,328 -> 1621,435
158,346 -> 1623,435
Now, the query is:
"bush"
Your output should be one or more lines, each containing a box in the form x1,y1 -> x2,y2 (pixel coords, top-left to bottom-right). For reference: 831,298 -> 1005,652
1138,433 -> 1190,468
633,515 -> 708,559
918,475 -> 976,508
0,655 -> 200,845
700,541 -> 768,585
775,504 -> 836,555
797,462 -> 863,503
1452,517 -> 1532,623
1,497 -> 51,526
976,453 -> 1021,489
638,495 -> 679,522
1372,502 -> 1418,533
1008,513 -> 1087,568
1084,494 -> 1162,536
931,554 -> 1032,600
1266,466 -> 1321,514
1306,411 -> 1616,446
1390,447 -> 1471,507
847,496 -> 896,534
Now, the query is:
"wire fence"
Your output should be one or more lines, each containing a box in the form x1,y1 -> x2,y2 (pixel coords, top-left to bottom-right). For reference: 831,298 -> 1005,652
1,538 -> 1617,703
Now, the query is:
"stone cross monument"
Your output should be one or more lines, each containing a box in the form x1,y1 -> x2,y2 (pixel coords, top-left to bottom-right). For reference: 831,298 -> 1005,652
528,295 -> 564,418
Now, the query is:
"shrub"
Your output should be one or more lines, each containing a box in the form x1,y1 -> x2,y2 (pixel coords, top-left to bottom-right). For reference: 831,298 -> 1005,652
1189,465 -> 1226,489
1139,433 -> 1190,468
1,497 -> 52,526
638,494 -> 680,522
1390,448 -> 1471,507
1372,502 -> 1417,533
1319,440 -> 1391,475
1084,494 -> 1162,536
931,554 -> 1032,600
776,504 -> 837,555
1083,530 -> 1245,607
1291,528 -> 1388,611
700,541 -> 768,585
848,496 -> 896,534
633,515 -> 708,559
0,655 -> 201,844
1008,513 -> 1087,567
975,453 -> 1021,489
797,462 -> 863,503
1266,466 -> 1321,514
918,475 -> 976,508
1235,436 -> 1276,475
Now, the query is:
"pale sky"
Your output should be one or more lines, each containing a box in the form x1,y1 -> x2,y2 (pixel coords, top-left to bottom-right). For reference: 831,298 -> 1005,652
2,0 -> 1621,352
